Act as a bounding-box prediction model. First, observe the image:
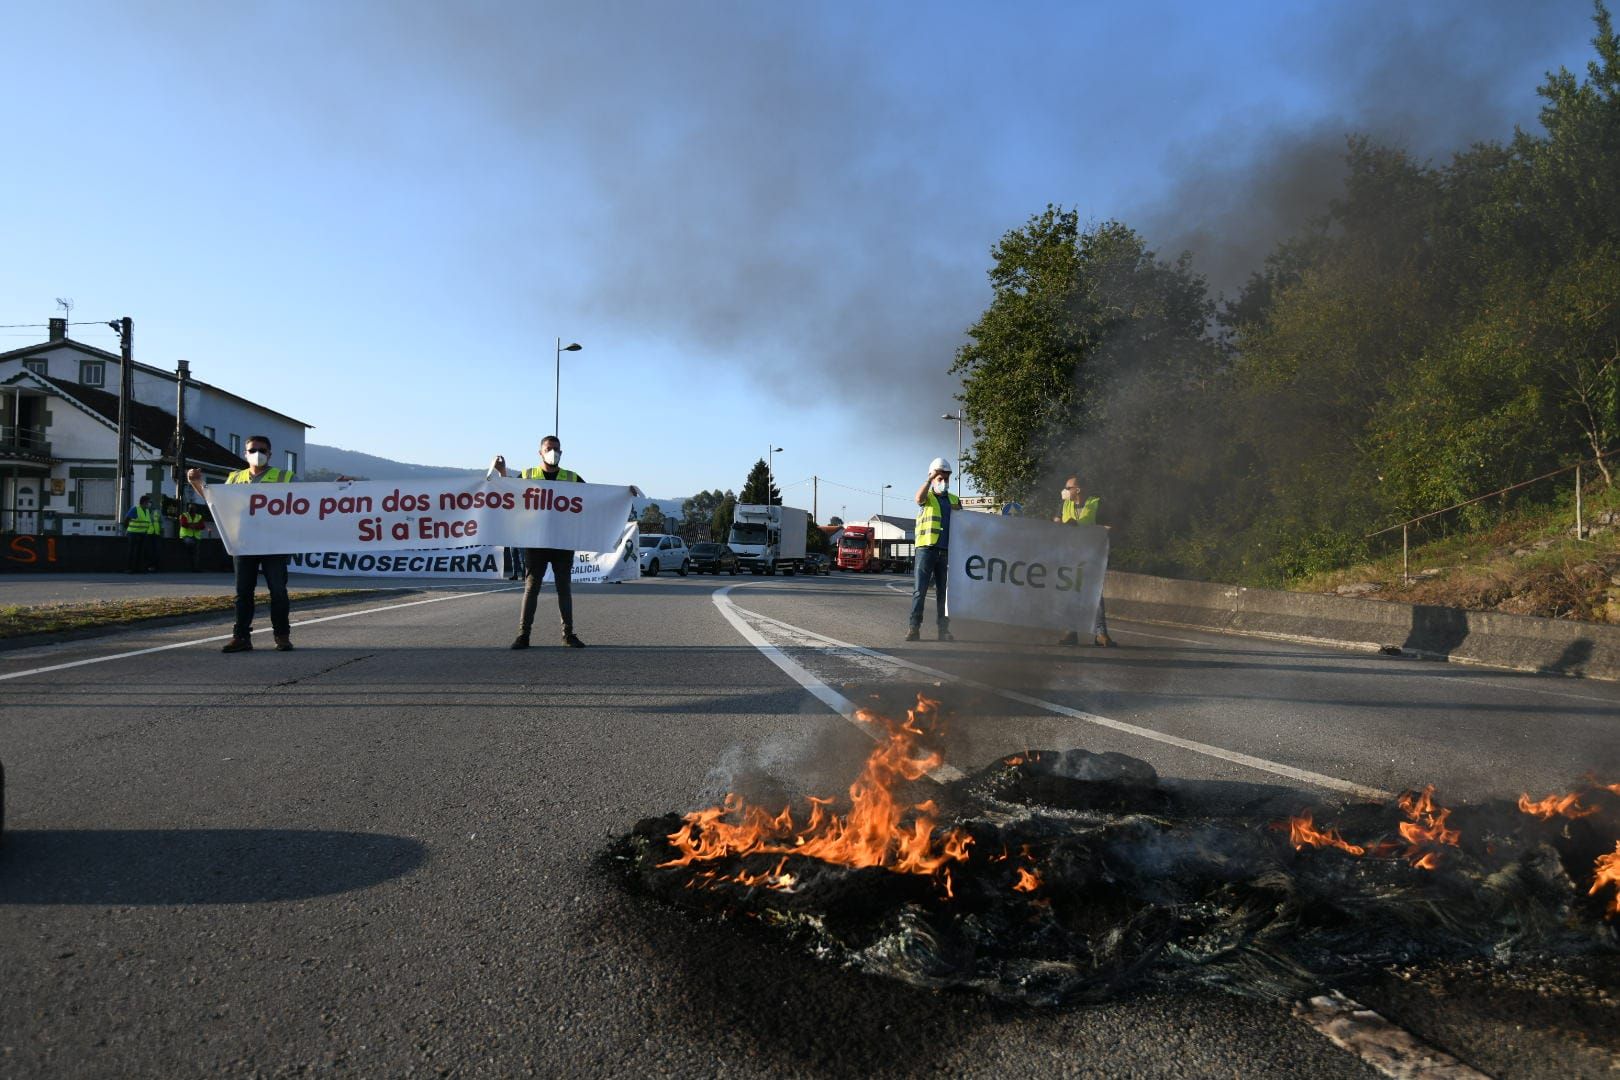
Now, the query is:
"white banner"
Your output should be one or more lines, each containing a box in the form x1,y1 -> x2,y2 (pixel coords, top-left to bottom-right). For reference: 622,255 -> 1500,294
286,523 -> 643,582
206,477 -> 635,557
946,512 -> 1109,633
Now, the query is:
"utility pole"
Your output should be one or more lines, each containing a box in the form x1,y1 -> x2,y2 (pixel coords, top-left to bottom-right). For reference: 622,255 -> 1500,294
173,359 -> 190,505
812,475 -> 818,522
111,317 -> 134,526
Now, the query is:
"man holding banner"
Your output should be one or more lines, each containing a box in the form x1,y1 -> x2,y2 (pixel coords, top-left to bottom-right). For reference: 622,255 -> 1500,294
1054,474 -> 1114,647
492,435 -> 586,649
188,435 -> 297,654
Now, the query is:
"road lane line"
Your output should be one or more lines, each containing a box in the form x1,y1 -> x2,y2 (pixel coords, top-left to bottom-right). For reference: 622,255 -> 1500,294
1297,992 -> 1492,1079
710,584 -> 964,782
718,589 -> 1390,801
0,585 -> 519,684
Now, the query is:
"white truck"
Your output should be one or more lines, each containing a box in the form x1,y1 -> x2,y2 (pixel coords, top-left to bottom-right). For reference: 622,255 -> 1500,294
728,504 -> 808,576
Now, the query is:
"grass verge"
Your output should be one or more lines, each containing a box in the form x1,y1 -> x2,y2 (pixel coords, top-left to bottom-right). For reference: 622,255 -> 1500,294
0,589 -> 378,639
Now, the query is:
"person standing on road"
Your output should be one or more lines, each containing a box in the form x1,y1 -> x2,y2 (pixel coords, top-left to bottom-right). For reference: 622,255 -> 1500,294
177,501 -> 206,572
492,435 -> 586,649
1054,474 -> 1114,647
123,493 -> 160,573
188,435 -> 297,653
907,457 -> 961,642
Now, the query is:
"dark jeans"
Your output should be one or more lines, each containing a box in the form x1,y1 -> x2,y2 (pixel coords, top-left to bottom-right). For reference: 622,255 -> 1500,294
234,554 -> 290,638
181,538 -> 200,571
909,545 -> 948,630
126,533 -> 154,572
519,548 -> 574,635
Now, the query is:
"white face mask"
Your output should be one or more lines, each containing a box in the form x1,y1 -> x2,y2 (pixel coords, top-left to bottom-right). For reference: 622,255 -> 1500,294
542,447 -> 561,467
1060,488 -> 1074,501
246,450 -> 269,468
931,478 -> 948,495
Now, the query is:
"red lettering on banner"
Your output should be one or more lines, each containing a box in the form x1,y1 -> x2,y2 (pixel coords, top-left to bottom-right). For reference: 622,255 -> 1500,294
248,492 -> 311,517
417,517 -> 478,540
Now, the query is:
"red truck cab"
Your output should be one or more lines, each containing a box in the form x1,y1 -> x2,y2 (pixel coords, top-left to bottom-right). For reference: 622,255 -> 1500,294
836,524 -> 879,571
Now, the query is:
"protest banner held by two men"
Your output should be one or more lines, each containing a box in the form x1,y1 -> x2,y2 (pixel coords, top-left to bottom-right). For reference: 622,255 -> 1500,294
945,511 -> 1109,635
205,476 -> 636,561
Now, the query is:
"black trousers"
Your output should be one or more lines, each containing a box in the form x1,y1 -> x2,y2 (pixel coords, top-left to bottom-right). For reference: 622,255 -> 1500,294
234,554 -> 290,638
126,533 -> 155,572
518,548 -> 574,635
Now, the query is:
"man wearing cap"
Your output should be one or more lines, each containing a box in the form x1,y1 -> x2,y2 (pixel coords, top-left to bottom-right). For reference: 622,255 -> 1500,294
907,457 -> 961,642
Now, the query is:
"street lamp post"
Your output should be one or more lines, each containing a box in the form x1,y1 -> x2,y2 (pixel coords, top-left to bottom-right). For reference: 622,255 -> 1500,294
555,338 -> 582,437
881,483 -> 892,520
767,446 -> 783,507
941,411 -> 965,498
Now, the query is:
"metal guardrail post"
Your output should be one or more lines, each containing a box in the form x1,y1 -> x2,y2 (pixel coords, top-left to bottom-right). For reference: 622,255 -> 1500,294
1575,463 -> 1583,541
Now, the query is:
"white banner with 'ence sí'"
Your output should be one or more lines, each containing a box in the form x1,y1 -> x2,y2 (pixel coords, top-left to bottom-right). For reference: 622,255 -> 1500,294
206,477 -> 636,557
945,511 -> 1109,633
286,523 -> 644,583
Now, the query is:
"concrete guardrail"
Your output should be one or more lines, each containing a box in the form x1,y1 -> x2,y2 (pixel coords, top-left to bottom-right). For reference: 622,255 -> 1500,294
1105,570 -> 1620,682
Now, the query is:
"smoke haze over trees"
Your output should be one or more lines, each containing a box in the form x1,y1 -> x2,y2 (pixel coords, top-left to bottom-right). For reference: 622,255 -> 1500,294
955,3 -> 1620,585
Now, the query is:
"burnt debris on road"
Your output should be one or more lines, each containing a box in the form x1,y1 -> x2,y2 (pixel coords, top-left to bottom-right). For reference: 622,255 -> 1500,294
610,693 -> 1620,1006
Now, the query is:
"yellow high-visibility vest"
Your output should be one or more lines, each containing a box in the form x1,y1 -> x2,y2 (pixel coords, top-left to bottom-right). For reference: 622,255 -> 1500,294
178,512 -> 205,539
1061,496 -> 1100,526
227,467 -> 295,484
915,490 -> 961,548
126,506 -> 159,535
520,466 -> 582,483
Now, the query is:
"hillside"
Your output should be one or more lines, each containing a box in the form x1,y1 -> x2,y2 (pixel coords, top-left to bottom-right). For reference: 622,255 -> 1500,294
1296,484 -> 1620,624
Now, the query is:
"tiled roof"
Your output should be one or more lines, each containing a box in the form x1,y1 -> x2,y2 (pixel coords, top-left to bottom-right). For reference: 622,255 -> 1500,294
41,376 -> 245,470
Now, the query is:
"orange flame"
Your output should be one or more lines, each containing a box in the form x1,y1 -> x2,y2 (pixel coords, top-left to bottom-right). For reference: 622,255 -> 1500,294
1591,842 -> 1620,918
1517,791 -> 1601,820
1012,866 -> 1042,893
1283,811 -> 1366,856
1396,786 -> 1460,869
661,694 -> 972,882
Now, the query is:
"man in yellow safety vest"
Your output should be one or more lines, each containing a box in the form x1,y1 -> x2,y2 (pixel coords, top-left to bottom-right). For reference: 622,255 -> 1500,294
1055,474 -> 1113,647
188,434 -> 297,653
492,434 -> 586,649
177,501 -> 207,571
907,456 -> 961,642
123,493 -> 160,573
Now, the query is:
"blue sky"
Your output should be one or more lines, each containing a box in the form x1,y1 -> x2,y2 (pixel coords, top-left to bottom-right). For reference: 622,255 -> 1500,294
0,1 -> 1600,519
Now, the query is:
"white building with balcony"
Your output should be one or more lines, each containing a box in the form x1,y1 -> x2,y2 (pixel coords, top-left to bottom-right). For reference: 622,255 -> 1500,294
0,318 -> 311,535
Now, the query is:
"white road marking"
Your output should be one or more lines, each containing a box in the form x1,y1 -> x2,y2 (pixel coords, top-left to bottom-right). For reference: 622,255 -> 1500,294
1297,992 -> 1492,1079
0,585 -> 519,683
710,584 -> 964,781
717,586 -> 1390,801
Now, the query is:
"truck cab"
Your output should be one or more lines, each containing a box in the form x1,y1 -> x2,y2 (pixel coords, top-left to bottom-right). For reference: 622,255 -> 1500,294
836,524 -> 879,572
728,504 -> 807,576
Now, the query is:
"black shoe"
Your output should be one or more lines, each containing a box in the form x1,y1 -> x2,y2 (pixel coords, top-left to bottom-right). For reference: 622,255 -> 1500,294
221,637 -> 253,653
562,632 -> 585,648
904,627 -> 920,642
274,635 -> 293,652
938,630 -> 954,642
1057,632 -> 1080,647
510,634 -> 530,650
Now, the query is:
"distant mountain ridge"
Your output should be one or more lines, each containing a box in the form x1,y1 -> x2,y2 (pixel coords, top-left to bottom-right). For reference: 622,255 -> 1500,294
306,442 -> 686,518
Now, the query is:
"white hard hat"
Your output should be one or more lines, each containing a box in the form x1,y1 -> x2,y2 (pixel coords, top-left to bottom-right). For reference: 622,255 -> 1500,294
929,457 -> 952,473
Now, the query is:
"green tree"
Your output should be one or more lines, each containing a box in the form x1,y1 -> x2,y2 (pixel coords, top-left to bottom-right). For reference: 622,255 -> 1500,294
682,488 -> 730,525
738,459 -> 781,505
711,494 -> 737,541
637,503 -> 667,533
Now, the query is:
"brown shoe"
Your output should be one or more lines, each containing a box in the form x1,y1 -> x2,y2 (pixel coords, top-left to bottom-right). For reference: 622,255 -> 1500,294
274,635 -> 294,652
1094,633 -> 1115,647
221,637 -> 252,653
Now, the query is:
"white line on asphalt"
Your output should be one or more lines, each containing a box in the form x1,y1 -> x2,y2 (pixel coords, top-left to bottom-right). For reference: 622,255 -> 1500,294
0,585 -> 519,683
710,584 -> 964,782
717,588 -> 1391,801
1297,992 -> 1492,1080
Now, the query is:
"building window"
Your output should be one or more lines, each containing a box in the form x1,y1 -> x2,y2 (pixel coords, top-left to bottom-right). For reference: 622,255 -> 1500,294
286,450 -> 298,474
204,426 -> 216,443
77,478 -> 115,517
229,434 -> 241,456
23,358 -> 47,376
79,360 -> 106,387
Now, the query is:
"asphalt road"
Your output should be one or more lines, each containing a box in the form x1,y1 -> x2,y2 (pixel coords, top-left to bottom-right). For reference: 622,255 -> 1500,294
2,572 -> 1617,1078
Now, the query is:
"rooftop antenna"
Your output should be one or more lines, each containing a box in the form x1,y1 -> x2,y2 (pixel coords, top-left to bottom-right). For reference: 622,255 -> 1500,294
55,297 -> 73,337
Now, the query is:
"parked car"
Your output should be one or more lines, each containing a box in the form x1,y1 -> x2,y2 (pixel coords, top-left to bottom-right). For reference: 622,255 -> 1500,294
689,542 -> 739,575
638,533 -> 691,577
802,552 -> 833,575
